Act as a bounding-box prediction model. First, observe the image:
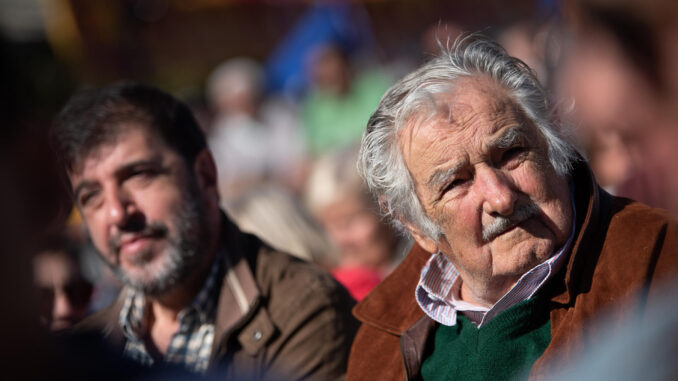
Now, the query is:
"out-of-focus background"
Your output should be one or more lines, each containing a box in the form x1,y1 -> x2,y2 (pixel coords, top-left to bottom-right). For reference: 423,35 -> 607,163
2,0 -> 678,359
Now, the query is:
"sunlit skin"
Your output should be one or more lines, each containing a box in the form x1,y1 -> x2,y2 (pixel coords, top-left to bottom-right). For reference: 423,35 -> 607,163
68,125 -> 221,353
399,77 -> 572,307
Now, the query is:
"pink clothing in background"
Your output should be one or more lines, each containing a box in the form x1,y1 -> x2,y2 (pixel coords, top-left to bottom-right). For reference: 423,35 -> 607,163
332,267 -> 382,301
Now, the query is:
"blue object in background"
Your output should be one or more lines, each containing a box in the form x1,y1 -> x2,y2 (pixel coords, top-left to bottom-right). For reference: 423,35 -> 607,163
265,1 -> 375,98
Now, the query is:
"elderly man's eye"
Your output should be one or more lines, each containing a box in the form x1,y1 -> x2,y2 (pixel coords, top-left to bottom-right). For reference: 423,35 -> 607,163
444,178 -> 468,192
501,146 -> 527,166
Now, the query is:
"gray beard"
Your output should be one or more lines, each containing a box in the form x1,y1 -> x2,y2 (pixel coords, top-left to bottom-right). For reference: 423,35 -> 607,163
109,181 -> 206,296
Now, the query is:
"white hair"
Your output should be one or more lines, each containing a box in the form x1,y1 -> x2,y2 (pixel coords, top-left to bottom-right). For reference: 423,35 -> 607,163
358,35 -> 579,239
206,57 -> 263,108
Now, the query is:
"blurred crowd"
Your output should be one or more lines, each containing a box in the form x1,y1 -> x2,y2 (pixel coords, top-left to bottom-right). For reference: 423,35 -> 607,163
2,0 -> 678,378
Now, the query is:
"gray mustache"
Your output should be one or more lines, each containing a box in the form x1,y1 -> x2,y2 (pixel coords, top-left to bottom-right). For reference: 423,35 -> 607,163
482,202 -> 540,242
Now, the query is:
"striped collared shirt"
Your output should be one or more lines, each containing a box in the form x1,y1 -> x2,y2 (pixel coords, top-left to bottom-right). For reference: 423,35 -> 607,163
415,201 -> 576,328
119,252 -> 224,374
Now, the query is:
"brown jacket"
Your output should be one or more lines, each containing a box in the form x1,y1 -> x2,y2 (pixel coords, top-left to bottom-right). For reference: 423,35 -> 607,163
346,162 -> 678,380
78,215 -> 359,380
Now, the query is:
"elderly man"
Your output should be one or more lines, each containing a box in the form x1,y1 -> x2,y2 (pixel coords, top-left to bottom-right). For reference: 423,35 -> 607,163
51,82 -> 357,380
347,36 -> 678,380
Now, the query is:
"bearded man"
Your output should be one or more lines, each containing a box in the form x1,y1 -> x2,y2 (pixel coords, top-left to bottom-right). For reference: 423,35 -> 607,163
346,36 -> 678,380
51,82 -> 357,380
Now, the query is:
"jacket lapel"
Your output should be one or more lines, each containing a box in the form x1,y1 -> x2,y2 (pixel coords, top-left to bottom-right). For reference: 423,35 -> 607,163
353,243 -> 431,334
210,215 -> 276,366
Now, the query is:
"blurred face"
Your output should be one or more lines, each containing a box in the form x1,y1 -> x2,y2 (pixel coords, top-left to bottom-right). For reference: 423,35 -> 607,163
69,126 -> 214,295
33,251 -> 92,331
317,194 -> 394,270
310,45 -> 350,95
399,78 -> 572,305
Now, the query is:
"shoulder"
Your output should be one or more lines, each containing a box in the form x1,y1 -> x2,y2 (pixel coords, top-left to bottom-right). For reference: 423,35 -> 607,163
254,245 -> 355,319
603,197 -> 678,258
246,244 -> 358,381
609,197 -> 676,229
593,197 -> 678,294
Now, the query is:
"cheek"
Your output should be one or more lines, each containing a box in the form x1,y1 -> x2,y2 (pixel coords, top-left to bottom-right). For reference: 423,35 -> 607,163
514,162 -> 558,200
517,164 -> 572,240
435,200 -> 479,240
82,213 -> 109,253
90,232 -> 110,257
135,188 -> 184,224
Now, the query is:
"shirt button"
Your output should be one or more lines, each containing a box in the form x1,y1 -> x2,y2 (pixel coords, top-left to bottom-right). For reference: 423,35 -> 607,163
252,329 -> 262,341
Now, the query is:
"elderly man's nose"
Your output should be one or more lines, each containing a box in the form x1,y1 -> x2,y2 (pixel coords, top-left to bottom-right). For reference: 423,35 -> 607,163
479,169 -> 516,216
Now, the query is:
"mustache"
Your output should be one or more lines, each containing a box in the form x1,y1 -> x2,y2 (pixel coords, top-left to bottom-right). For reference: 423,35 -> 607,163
108,221 -> 169,254
482,202 -> 540,242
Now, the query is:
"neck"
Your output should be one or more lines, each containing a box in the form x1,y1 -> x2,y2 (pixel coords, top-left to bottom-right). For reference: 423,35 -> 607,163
148,239 -> 220,322
459,276 -> 517,308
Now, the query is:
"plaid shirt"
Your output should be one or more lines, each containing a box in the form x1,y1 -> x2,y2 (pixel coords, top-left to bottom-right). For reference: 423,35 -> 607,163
119,252 -> 224,374
416,194 -> 576,328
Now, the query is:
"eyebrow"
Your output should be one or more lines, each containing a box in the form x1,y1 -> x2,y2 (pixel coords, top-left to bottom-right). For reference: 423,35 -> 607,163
426,162 -> 465,191
488,125 -> 530,150
424,125 -> 531,192
113,157 -> 164,178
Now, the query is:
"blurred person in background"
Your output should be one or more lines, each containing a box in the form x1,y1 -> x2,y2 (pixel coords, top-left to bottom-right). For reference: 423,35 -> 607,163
557,2 -> 678,214
226,184 -> 334,267
420,22 -> 464,60
302,43 -> 392,156
33,233 -> 93,331
206,58 -> 306,202
548,276 -> 678,381
51,82 -> 357,379
305,145 -> 409,301
498,21 -> 549,85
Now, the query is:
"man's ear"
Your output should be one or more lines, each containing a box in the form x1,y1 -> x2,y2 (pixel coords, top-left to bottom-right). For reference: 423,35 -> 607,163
400,218 -> 439,254
192,149 -> 219,202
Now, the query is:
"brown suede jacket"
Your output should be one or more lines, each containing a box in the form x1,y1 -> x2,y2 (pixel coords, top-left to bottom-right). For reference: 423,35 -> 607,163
346,162 -> 678,380
77,215 -> 359,380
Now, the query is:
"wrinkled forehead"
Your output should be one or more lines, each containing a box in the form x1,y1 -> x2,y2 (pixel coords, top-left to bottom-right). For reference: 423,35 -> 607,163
397,77 -> 523,148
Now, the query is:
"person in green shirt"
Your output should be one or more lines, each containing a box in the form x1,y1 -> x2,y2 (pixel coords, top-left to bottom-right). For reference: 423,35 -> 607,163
302,43 -> 392,155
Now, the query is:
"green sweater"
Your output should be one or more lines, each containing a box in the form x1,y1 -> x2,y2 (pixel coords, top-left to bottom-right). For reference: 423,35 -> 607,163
421,294 -> 551,381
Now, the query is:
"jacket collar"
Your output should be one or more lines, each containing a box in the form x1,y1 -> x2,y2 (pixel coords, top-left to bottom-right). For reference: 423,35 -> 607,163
353,243 -> 430,335
353,159 -> 609,334
552,160 -> 612,306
